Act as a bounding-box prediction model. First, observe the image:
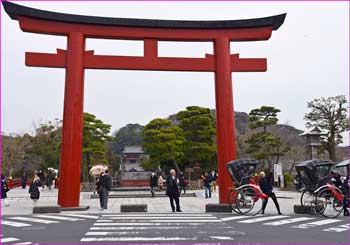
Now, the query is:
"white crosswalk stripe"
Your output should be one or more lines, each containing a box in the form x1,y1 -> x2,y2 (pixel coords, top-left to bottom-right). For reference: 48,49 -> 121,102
10,217 -> 59,224
0,236 -> 32,244
221,215 -> 256,221
263,217 -> 316,226
238,215 -> 289,223
81,237 -> 197,242
292,219 -> 342,229
323,223 -> 350,232
81,214 -> 223,242
58,214 -> 99,219
1,220 -> 32,227
1,237 -> 19,243
34,215 -> 84,221
103,216 -> 217,220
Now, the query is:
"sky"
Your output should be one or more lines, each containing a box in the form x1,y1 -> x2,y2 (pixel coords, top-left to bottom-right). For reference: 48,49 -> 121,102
1,1 -> 349,145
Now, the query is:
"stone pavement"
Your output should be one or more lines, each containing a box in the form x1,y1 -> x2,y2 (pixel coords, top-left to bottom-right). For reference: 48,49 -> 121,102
1,187 -> 300,215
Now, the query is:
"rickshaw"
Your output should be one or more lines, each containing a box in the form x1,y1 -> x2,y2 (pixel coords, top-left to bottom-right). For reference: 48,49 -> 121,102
296,159 -> 346,218
226,159 -> 268,216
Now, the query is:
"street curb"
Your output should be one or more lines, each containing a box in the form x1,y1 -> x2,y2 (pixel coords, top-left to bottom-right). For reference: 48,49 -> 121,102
33,205 -> 61,214
205,204 -> 232,213
121,204 -> 147,212
61,206 -> 90,211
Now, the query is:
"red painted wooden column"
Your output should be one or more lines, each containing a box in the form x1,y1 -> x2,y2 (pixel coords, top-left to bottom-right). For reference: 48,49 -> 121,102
57,32 -> 85,207
214,37 -> 237,204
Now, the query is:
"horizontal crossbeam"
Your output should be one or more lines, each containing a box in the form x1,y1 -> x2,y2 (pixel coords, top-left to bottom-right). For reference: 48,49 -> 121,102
25,50 -> 266,72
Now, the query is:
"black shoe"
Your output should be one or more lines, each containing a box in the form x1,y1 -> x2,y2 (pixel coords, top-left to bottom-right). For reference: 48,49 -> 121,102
278,212 -> 282,215
261,211 -> 265,214
176,210 -> 182,212
172,210 -> 175,212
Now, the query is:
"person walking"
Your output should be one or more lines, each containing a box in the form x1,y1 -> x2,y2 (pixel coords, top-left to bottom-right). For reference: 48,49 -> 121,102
29,172 -> 41,207
46,170 -> 55,191
150,172 -> 158,197
178,171 -> 186,195
210,170 -> 217,192
203,172 -> 212,198
259,170 -> 282,215
166,169 -> 182,212
157,173 -> 164,192
21,172 -> 28,189
38,170 -> 45,191
97,170 -> 112,211
343,173 -> 349,216
1,174 -> 10,207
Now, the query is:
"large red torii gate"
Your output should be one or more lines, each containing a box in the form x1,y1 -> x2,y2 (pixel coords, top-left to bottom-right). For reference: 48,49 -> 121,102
3,2 -> 286,208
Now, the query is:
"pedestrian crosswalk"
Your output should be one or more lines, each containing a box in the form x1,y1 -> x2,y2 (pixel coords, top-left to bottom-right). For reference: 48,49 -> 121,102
80,214 -> 234,243
0,235 -> 32,244
219,214 -> 349,233
1,213 -> 97,228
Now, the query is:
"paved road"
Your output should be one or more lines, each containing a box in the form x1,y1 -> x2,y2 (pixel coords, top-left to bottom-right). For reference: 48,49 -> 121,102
1,212 -> 349,244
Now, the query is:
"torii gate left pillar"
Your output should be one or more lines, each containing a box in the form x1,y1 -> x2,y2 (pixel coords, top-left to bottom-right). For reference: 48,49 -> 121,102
3,1 -> 285,207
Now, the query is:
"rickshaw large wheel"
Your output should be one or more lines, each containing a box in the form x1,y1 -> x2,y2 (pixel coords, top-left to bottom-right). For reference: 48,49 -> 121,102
228,190 -> 240,214
300,190 -> 316,209
235,186 -> 263,216
316,188 -> 342,218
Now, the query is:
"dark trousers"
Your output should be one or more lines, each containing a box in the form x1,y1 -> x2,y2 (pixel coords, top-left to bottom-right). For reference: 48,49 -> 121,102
99,188 -> 108,209
262,192 -> 281,213
205,186 -> 211,198
169,195 -> 181,211
179,185 -> 186,194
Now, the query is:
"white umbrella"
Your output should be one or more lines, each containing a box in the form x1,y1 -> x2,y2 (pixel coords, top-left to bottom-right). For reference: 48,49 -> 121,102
89,165 -> 108,176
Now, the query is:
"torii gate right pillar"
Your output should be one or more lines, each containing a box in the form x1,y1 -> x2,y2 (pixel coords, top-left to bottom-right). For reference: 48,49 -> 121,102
214,37 -> 236,203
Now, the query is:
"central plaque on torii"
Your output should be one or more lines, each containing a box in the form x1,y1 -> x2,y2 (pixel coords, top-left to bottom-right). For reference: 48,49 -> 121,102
2,1 -> 286,208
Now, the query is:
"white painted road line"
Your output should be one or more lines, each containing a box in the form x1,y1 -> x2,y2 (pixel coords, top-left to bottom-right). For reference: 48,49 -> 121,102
58,214 -> 99,219
10,217 -> 59,224
96,220 -> 113,222
130,219 -> 221,223
323,223 -> 350,232
263,217 -> 316,226
90,226 -> 197,230
210,236 -> 234,240
1,237 -> 19,243
81,237 -> 197,242
35,215 -> 84,221
221,216 -> 255,221
93,222 -> 209,226
292,219 -> 341,229
102,214 -> 213,217
104,216 -> 218,220
86,231 -> 141,236
1,220 -> 32,227
239,215 -> 289,224
13,242 -> 32,245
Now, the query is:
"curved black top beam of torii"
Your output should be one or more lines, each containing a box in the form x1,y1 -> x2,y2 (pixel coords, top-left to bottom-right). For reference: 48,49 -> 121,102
2,1 -> 286,30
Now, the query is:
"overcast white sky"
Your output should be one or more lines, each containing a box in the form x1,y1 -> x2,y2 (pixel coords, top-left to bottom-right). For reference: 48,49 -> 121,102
1,1 -> 349,145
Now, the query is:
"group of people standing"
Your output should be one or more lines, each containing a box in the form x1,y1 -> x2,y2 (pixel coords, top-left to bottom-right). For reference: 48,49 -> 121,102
150,171 -> 187,198
1,170 -> 57,208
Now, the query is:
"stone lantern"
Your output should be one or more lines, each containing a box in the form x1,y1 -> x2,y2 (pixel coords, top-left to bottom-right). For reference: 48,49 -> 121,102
299,126 -> 327,160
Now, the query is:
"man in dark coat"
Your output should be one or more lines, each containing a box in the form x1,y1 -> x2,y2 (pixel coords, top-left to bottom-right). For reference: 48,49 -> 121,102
178,171 -> 186,195
1,174 -> 10,206
166,169 -> 182,212
203,172 -> 212,198
21,172 -> 28,189
259,170 -> 282,215
343,174 -> 349,216
150,172 -> 158,197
